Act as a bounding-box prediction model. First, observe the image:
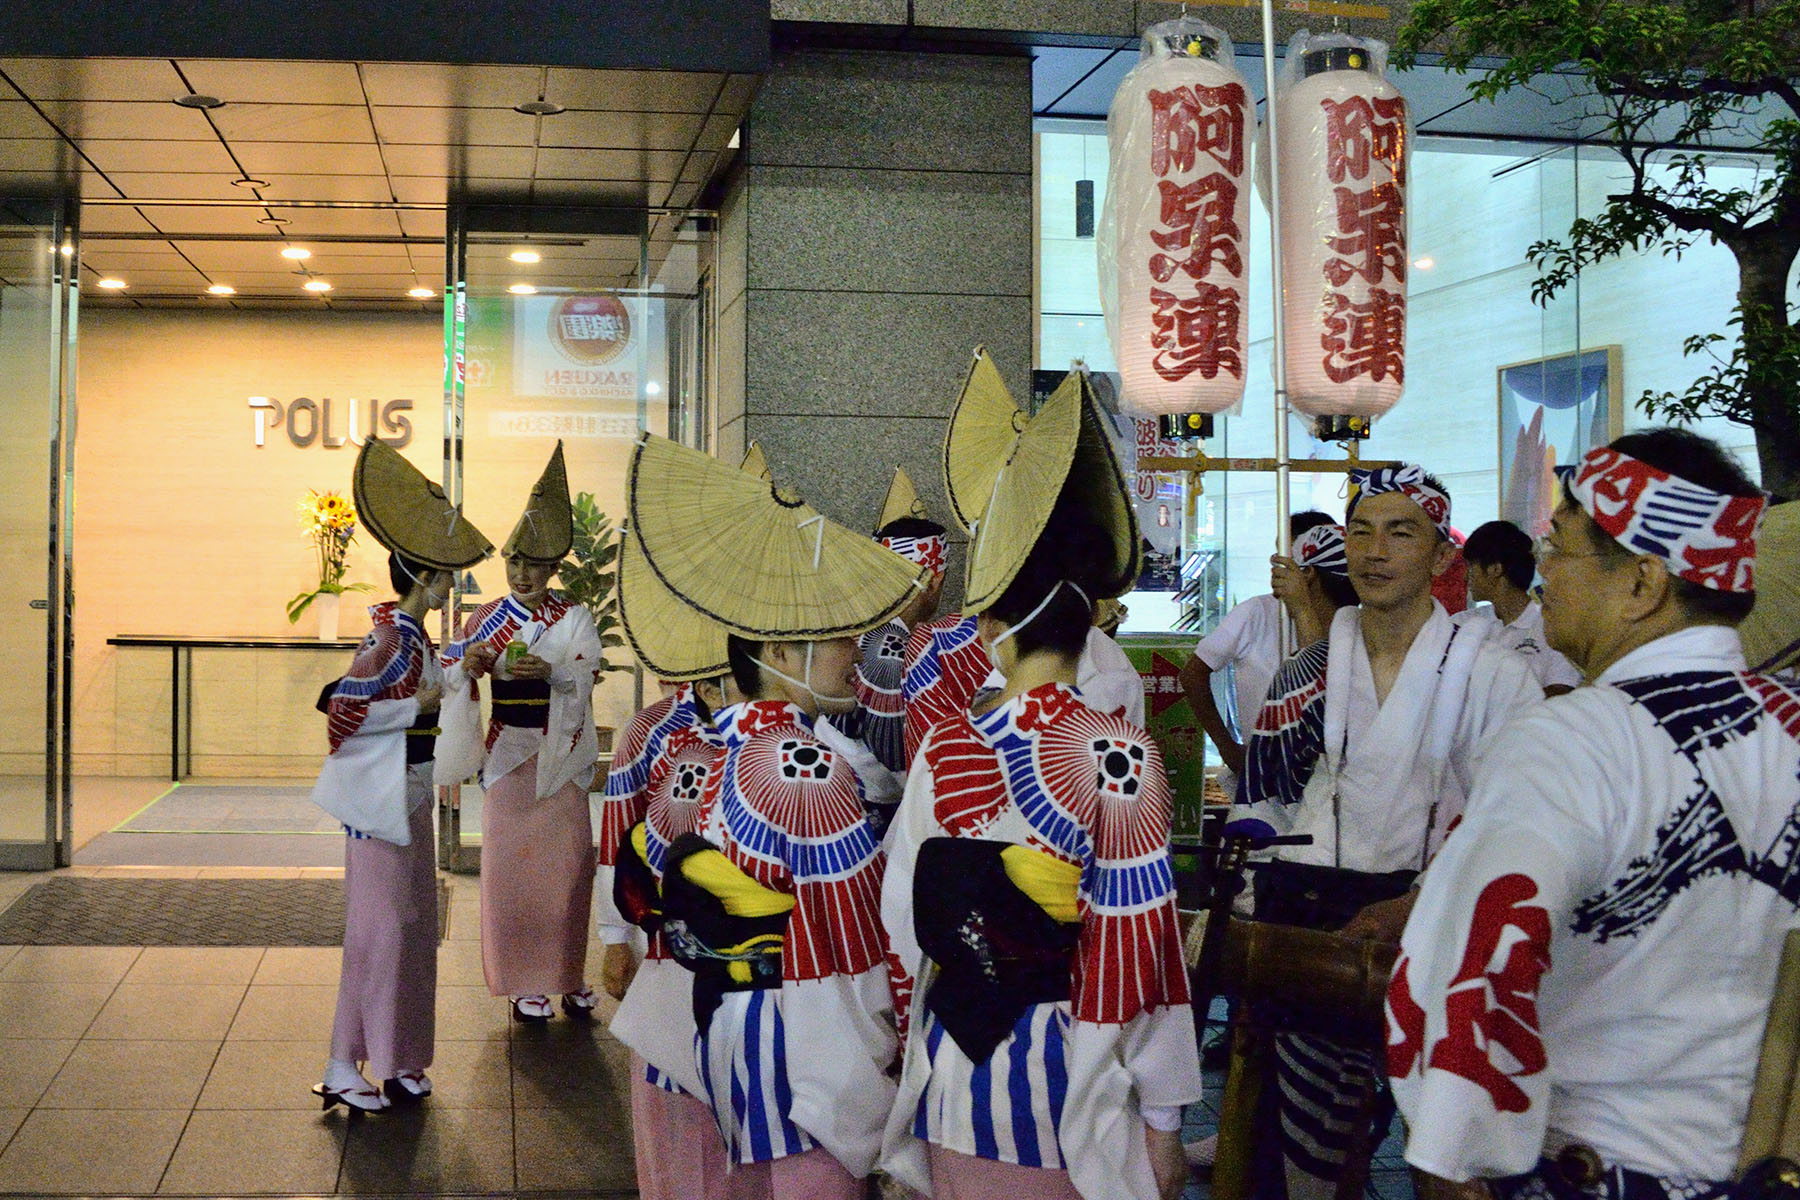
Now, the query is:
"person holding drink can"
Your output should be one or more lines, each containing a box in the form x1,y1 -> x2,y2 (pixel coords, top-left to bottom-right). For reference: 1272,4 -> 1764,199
435,442 -> 608,1023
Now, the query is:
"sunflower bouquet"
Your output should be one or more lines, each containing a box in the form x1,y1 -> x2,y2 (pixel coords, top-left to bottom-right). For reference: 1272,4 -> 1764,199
287,489 -> 374,622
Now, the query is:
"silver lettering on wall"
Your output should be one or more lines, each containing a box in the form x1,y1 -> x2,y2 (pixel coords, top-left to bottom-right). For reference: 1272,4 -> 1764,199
248,397 -> 414,448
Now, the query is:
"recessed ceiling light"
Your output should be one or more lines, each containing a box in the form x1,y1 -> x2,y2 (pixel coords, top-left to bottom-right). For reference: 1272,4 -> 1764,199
59,244 -> 73,256
508,283 -> 537,295
174,94 -> 225,110
96,278 -> 127,289
257,215 -> 290,226
231,177 -> 269,189
280,247 -> 311,260
1413,256 -> 1435,270
509,249 -> 541,264
514,100 -> 565,116
206,284 -> 236,296
408,287 -> 434,299
303,279 -> 333,293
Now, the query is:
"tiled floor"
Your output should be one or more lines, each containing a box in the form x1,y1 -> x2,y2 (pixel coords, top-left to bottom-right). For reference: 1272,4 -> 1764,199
0,863 -> 1413,1199
0,867 -> 638,1197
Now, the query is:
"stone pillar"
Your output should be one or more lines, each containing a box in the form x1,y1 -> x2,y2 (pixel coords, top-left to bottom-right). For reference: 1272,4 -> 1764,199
715,48 -> 1033,596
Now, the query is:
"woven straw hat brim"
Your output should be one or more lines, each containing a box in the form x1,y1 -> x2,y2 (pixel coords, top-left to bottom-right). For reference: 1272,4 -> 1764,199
352,440 -> 494,570
739,442 -> 772,482
943,347 -> 1026,534
878,465 -> 929,530
617,526 -> 730,681
630,434 -> 930,640
962,370 -> 1142,616
502,441 -> 573,561
1741,499 -> 1799,673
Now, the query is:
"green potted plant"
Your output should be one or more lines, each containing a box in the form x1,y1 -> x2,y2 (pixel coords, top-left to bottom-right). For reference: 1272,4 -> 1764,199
560,491 -> 633,751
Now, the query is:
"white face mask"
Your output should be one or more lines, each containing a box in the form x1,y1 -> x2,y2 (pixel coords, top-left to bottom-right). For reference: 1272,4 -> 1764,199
982,578 -> 1092,673
751,642 -> 859,715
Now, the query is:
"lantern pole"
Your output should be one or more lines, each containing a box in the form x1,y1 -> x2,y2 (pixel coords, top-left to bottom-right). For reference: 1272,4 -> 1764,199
1259,0 -> 1294,656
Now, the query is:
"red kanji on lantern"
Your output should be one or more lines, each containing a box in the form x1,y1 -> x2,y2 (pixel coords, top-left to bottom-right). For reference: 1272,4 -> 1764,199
1324,94 -> 1407,184
1324,183 -> 1406,287
1150,284 -> 1243,382
1149,176 -> 1244,281
1323,289 -> 1406,384
1149,83 -> 1248,177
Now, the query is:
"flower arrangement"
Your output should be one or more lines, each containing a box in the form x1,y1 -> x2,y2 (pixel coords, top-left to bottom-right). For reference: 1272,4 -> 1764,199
287,489 -> 374,622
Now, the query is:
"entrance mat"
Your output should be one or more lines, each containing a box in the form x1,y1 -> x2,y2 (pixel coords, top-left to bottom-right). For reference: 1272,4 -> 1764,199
115,783 -> 339,835
75,830 -> 346,869
0,877 -> 452,946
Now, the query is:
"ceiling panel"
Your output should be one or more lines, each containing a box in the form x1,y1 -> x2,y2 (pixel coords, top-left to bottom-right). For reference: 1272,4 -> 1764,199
254,174 -> 397,202
131,205 -> 273,234
233,140 -> 388,175
77,139 -> 239,175
544,68 -> 722,114
377,143 -> 537,179
177,60 -> 367,106
81,248 -> 189,269
208,103 -> 378,143
79,206 -> 161,233
0,58 -> 188,103
259,207 -> 406,237
398,209 -> 446,239
387,176 -> 451,205
32,99 -> 217,141
0,139 -> 85,172
107,172 -> 257,201
359,62 -> 544,109
536,109 -> 707,151
533,148 -> 690,182
88,266 -> 209,287
527,178 -> 652,204
369,104 -> 538,147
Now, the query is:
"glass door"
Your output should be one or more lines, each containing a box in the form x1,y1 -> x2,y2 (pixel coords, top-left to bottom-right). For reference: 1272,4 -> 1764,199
436,204 -> 716,871
0,199 -> 76,871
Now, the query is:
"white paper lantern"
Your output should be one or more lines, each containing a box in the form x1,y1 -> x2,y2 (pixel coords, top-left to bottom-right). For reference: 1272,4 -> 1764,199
1274,32 -> 1410,419
1100,19 -> 1253,418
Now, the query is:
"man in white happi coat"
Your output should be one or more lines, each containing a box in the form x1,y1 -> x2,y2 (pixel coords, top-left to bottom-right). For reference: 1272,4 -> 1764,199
1458,519 -> 1582,696
1390,429 -> 1797,1200
1225,464 -> 1541,1200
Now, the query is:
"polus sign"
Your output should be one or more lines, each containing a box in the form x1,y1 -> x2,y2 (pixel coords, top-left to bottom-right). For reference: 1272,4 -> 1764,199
248,396 -> 414,449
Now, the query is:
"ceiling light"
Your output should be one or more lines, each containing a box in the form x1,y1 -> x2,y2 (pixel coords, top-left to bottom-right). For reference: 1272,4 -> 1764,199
280,247 -> 311,260
257,215 -> 290,226
508,283 -> 537,295
408,287 -> 435,299
1413,256 -> 1435,270
231,177 -> 269,189
645,381 -> 662,397
174,94 -> 225,110
96,278 -> 127,290
206,284 -> 236,296
509,249 -> 541,264
59,244 -> 73,256
303,279 -> 333,293
514,99 -> 565,116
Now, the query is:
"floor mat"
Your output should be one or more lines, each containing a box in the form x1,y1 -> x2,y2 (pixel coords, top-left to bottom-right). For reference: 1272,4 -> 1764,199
74,831 -> 347,868
115,783 -> 338,834
0,876 -> 452,946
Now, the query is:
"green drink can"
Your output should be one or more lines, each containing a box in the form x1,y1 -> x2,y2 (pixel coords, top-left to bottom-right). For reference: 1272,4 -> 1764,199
504,640 -> 528,667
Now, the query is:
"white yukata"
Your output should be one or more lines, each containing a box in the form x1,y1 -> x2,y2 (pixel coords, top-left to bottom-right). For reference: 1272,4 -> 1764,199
1228,601 -> 1541,1199
881,682 -> 1203,1200
1389,625 -> 1800,1196
1195,592 -> 1283,800
1455,600 -> 1583,693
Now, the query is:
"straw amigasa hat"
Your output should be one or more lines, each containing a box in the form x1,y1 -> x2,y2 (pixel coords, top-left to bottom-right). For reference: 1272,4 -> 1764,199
352,439 -> 494,570
962,367 -> 1141,616
502,441 -> 573,562
943,347 -> 1027,535
740,441 -> 772,483
878,465 -> 929,528
629,434 -> 930,639
615,440 -> 781,681
1740,499 -> 1799,674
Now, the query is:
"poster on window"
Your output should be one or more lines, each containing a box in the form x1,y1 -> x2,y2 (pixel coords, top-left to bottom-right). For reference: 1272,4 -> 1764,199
1497,345 -> 1623,538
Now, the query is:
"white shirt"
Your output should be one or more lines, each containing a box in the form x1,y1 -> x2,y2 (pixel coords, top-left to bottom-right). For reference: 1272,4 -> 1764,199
1392,625 -> 1800,1183
1195,593 -> 1283,800
1455,600 -> 1583,691
975,627 -> 1147,727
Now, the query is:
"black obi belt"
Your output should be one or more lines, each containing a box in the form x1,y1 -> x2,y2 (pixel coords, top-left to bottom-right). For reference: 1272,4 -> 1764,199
659,832 -> 796,1028
490,676 -> 551,729
612,821 -> 663,934
914,836 -> 1082,1065
404,707 -> 441,764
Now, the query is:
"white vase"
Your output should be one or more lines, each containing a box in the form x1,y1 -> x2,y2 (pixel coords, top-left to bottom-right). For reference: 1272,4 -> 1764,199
317,592 -> 341,642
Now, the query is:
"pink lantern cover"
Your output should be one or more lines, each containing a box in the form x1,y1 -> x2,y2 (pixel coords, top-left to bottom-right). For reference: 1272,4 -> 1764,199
1271,31 -> 1411,419
1099,17 -> 1254,418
